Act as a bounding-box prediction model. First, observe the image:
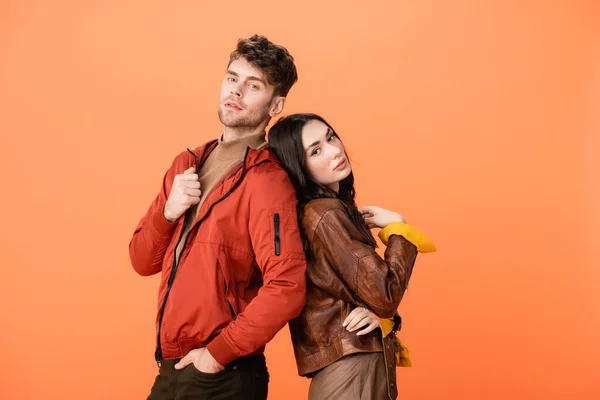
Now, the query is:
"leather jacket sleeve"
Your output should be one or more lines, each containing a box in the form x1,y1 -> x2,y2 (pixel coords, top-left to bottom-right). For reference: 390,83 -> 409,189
302,202 -> 417,318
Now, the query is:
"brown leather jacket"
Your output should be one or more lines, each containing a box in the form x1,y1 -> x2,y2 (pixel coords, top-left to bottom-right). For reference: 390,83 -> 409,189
289,198 -> 417,377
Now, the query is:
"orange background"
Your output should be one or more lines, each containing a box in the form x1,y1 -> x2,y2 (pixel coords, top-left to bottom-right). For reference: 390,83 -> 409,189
1,1 -> 599,399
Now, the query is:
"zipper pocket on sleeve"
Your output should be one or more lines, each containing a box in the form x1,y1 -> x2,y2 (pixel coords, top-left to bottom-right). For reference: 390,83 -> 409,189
274,213 -> 280,256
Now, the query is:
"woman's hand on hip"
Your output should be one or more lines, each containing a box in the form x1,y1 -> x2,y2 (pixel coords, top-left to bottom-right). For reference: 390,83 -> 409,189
343,307 -> 380,336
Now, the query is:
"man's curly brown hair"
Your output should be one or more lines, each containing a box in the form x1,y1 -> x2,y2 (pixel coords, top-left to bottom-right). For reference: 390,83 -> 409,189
228,34 -> 298,97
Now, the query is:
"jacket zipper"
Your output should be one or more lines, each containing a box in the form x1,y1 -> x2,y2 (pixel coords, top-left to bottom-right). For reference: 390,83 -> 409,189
154,213 -> 188,363
155,145 -> 212,363
155,147 -> 255,362
274,213 -> 280,256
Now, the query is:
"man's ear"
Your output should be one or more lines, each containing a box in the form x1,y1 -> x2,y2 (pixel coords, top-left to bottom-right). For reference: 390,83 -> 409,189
269,96 -> 286,118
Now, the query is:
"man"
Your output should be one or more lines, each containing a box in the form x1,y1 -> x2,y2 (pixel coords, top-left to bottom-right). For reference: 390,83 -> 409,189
129,34 -> 306,400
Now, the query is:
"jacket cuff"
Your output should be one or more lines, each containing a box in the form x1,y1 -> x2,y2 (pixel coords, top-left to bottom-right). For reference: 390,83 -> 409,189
152,207 -> 178,236
378,222 -> 436,253
206,333 -> 239,367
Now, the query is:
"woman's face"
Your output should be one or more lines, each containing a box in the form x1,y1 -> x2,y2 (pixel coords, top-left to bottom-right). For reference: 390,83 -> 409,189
301,119 -> 351,192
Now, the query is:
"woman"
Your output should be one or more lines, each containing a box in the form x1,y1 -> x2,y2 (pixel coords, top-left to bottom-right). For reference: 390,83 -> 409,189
268,113 -> 435,400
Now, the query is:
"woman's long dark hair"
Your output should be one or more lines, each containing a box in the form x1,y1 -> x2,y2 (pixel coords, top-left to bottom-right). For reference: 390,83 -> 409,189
268,113 -> 377,258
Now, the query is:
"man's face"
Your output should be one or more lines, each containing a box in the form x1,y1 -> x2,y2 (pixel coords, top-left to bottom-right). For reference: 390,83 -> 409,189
218,58 -> 281,129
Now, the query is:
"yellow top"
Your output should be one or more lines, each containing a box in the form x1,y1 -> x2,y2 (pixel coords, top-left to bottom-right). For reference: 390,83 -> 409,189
378,222 -> 437,253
